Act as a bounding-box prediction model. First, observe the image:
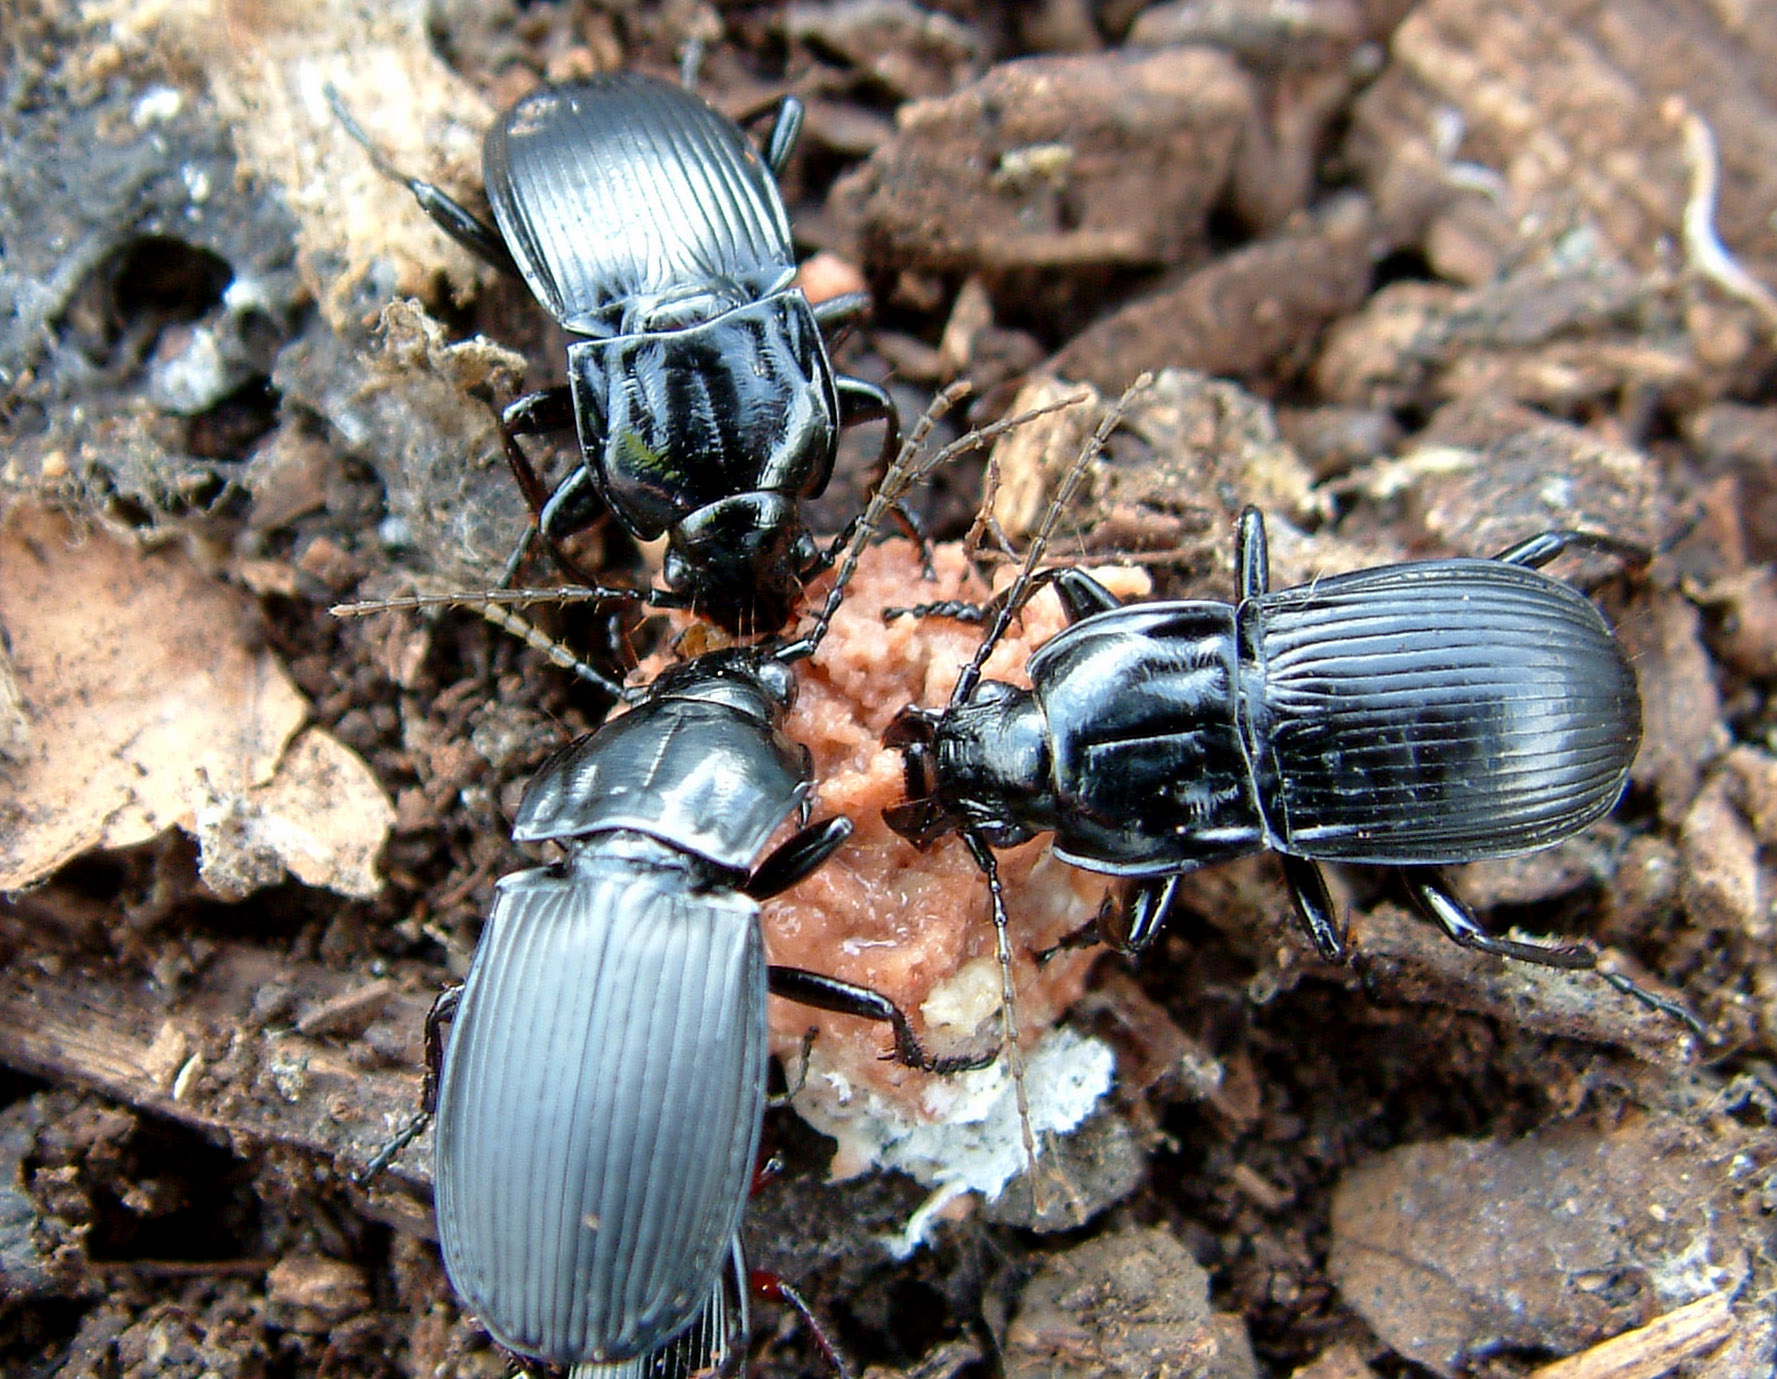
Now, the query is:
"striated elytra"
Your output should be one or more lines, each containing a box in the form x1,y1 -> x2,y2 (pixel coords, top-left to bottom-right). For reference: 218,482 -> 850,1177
886,506 -> 1686,1023
423,647 -> 983,1366
336,72 -> 898,633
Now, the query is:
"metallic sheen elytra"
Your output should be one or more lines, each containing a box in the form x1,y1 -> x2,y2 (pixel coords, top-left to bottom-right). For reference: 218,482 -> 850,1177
386,646 -> 983,1369
332,72 -> 898,634
886,503 -> 1692,1026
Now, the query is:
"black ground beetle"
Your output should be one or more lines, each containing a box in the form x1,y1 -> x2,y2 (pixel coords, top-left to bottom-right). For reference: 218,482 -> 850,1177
425,643 -> 976,1367
332,72 -> 898,635
350,393 -> 1073,1373
882,446 -> 1693,1026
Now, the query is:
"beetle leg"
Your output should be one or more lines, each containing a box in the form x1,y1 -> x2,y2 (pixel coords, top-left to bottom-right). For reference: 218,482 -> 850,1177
1490,529 -> 1652,571
1101,873 -> 1183,954
835,375 -> 902,480
353,983 -> 461,1185
766,1030 -> 817,1108
419,982 -> 463,1112
1034,909 -> 1104,964
1280,856 -> 1347,962
751,1271 -> 855,1379
745,817 -> 853,899
729,92 -> 807,175
1236,506 -> 1272,600
762,95 -> 806,177
498,386 -> 597,586
890,499 -> 937,579
766,966 -> 996,1074
499,386 -> 575,515
1404,869 -> 1702,1031
1403,868 -> 1597,969
883,595 -> 993,624
325,86 -> 520,278
502,389 -> 629,593
811,291 -> 871,328
1049,568 -> 1124,622
1595,972 -> 1706,1034
884,565 -> 1100,627
354,1112 -> 431,1187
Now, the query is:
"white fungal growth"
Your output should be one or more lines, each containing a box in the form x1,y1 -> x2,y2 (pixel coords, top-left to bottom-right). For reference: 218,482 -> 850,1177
790,1026 -> 1116,1257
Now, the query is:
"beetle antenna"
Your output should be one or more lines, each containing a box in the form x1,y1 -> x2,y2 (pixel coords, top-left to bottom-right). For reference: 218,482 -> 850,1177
331,589 -> 635,703
950,373 -> 1151,708
961,834 -> 1039,1185
332,583 -> 663,616
962,833 -> 1081,1219
678,36 -> 708,92
777,384 -> 1090,662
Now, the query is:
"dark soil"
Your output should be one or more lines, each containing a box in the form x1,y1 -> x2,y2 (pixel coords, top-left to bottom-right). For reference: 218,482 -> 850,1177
1,2 -> 1774,1377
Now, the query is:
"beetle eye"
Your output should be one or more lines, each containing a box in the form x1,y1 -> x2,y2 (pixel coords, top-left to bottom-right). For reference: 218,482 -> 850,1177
662,549 -> 693,592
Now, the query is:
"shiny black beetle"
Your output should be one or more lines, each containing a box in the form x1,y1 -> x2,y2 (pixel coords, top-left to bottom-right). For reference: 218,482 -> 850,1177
884,502 -> 1689,1019
454,647 -> 972,1363
373,644 -> 976,1369
351,395 -> 1044,1373
332,72 -> 898,634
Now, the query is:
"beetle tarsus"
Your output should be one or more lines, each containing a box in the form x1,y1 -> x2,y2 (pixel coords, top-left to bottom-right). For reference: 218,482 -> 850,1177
1281,855 -> 1347,963
1491,528 -> 1653,572
1035,910 -> 1104,965
324,84 -> 520,278
765,965 -> 995,1075
766,1031 -> 818,1109
750,1272 -> 854,1379
885,597 -> 992,624
354,1109 -> 431,1186
1598,971 -> 1706,1035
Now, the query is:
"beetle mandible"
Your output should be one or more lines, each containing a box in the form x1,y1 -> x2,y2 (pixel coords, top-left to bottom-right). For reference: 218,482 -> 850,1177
331,72 -> 898,635
882,452 -> 1692,1025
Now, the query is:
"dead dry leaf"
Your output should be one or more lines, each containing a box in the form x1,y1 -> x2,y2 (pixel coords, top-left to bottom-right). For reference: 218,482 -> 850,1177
0,503 -> 391,898
194,727 -> 395,901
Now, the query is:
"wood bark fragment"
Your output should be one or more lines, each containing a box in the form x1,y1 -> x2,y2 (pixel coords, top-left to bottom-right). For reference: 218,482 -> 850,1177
1527,1292 -> 1736,1379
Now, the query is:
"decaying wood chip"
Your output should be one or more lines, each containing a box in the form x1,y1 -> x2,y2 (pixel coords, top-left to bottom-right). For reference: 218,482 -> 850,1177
1527,1291 -> 1736,1379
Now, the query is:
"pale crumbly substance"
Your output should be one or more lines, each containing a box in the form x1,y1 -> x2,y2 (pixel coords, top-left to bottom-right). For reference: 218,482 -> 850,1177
755,538 -> 1151,1180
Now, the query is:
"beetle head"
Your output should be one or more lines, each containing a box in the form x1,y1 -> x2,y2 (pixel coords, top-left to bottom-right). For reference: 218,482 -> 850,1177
882,706 -> 956,845
667,493 -> 818,636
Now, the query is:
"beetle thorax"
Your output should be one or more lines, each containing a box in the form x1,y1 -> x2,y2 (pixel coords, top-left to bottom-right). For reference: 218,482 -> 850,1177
933,687 -> 1059,847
